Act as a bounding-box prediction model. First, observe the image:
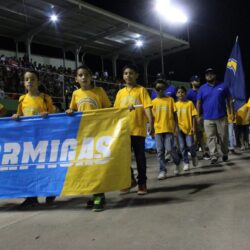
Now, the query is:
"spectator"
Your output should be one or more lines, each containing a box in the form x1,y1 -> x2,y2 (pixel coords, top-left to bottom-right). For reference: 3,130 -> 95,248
197,68 -> 234,164
0,85 -> 5,99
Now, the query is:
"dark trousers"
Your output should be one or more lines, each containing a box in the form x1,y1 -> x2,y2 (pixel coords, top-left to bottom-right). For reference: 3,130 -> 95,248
131,136 -> 147,185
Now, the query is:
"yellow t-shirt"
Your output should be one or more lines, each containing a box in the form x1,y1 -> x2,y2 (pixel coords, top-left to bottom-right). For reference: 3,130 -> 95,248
227,108 -> 236,124
17,93 -> 53,116
236,103 -> 249,125
114,85 -> 152,137
152,97 -> 176,134
246,98 -> 250,108
70,87 -> 111,111
175,100 -> 197,135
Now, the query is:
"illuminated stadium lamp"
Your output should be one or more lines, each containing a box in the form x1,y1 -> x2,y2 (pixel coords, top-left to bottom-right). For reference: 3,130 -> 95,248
135,40 -> 143,47
155,0 -> 188,23
134,33 -> 141,39
50,14 -> 58,22
164,7 -> 188,23
155,0 -> 171,14
155,0 -> 188,75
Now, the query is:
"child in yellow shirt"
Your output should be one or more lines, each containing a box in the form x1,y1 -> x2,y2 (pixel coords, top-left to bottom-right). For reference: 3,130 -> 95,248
152,79 -> 181,179
12,69 -> 54,208
236,101 -> 249,150
114,64 -> 153,194
66,65 -> 111,212
176,86 -> 198,171
246,98 -> 250,121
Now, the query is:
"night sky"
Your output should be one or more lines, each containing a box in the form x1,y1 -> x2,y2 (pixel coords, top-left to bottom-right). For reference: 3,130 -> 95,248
84,0 -> 250,85
1,0 -> 250,93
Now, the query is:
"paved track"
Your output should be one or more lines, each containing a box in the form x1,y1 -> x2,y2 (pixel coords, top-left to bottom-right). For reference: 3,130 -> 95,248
0,150 -> 250,250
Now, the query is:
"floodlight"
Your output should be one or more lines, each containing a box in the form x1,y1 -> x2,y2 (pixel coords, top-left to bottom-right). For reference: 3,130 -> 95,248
135,40 -> 143,47
155,0 -> 188,24
155,0 -> 171,14
165,7 -> 188,23
50,14 -> 58,22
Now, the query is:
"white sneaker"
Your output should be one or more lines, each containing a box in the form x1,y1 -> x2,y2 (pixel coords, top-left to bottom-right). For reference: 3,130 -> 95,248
183,163 -> 190,171
192,156 -> 198,167
157,171 -> 166,180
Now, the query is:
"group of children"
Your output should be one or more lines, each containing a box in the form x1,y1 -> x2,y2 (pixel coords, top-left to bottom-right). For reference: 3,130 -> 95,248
3,64 -> 250,212
152,80 -> 199,180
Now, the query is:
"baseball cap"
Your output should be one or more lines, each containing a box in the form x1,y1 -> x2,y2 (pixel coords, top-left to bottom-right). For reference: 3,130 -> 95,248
190,75 -> 200,82
205,68 -> 216,74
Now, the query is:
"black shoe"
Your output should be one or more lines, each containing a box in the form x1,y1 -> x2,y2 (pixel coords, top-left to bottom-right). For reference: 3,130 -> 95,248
203,153 -> 210,160
86,198 -> 94,208
46,196 -> 56,204
210,157 -> 218,165
86,196 -> 106,209
222,155 -> 228,162
92,196 -> 106,212
19,197 -> 39,209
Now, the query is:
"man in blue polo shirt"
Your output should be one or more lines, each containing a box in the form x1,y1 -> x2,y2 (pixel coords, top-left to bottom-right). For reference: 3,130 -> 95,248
187,75 -> 210,160
197,68 -> 234,164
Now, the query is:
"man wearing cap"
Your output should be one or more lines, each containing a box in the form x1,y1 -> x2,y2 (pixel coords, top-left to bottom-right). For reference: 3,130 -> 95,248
197,68 -> 234,164
187,75 -> 210,160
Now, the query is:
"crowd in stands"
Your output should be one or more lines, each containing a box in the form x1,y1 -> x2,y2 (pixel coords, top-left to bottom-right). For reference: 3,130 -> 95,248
0,54 -> 122,104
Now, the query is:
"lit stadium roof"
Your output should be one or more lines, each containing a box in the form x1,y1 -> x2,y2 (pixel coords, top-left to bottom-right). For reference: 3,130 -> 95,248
0,0 -> 190,61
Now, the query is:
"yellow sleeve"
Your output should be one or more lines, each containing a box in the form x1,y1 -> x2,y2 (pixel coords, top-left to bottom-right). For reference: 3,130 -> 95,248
141,87 -> 152,108
151,100 -> 156,117
69,92 -> 77,111
100,88 -> 111,108
17,95 -> 25,115
172,98 -> 177,112
247,98 -> 250,108
114,90 -> 121,108
44,94 -> 54,113
191,102 -> 198,116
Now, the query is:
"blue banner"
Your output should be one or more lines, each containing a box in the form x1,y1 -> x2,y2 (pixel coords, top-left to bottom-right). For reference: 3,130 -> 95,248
0,113 -> 82,198
0,109 -> 131,198
224,38 -> 246,111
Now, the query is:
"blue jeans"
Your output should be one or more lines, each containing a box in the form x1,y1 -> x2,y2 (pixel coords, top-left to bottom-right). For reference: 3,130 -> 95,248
228,123 -> 236,150
155,133 -> 181,172
178,131 -> 196,164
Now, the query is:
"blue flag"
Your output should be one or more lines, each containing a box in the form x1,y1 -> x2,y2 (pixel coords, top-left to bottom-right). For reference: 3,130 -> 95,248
224,38 -> 246,111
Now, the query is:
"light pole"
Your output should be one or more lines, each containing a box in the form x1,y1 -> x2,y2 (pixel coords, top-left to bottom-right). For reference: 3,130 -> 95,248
155,0 -> 188,76
159,19 -> 165,75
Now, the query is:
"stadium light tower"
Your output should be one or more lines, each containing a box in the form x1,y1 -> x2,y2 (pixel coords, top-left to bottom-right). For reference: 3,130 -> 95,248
155,0 -> 188,75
